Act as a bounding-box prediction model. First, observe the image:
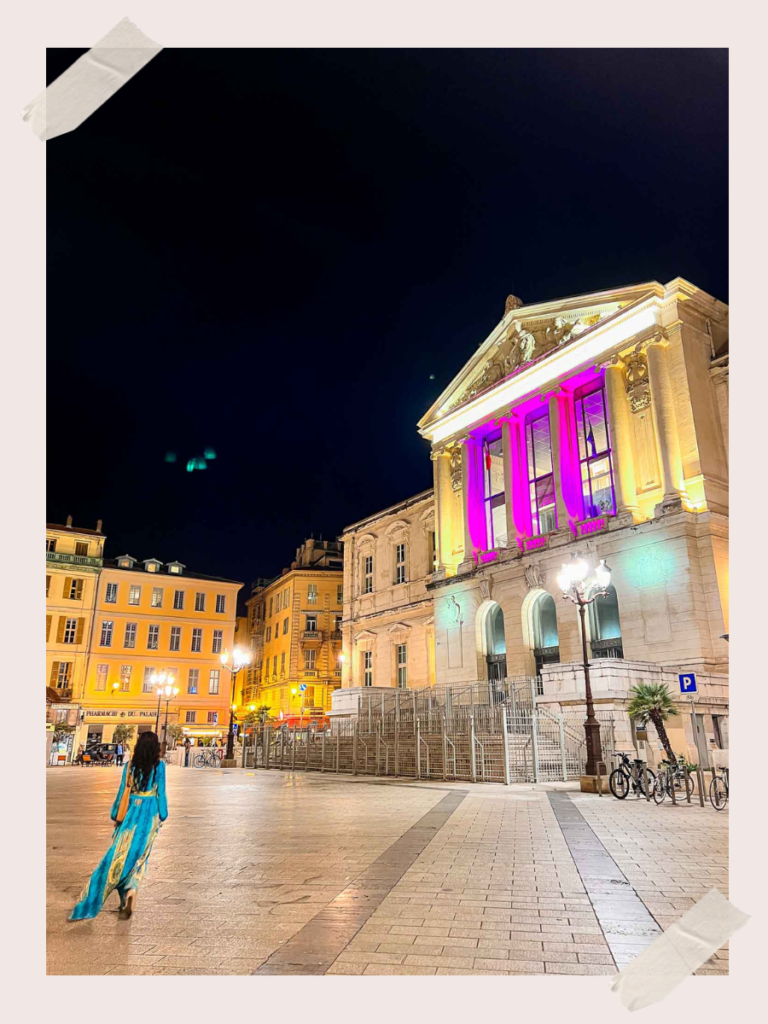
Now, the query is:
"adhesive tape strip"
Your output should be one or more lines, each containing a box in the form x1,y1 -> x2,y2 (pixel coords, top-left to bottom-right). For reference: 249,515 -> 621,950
22,17 -> 162,142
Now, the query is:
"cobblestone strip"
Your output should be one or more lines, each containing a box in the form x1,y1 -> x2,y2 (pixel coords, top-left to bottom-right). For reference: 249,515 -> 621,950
547,792 -> 661,968
252,790 -> 468,975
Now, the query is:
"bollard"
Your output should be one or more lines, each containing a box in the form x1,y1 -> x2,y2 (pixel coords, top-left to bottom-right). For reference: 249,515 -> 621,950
669,769 -> 676,805
696,765 -> 705,807
643,764 -> 650,801
596,760 -> 602,797
685,768 -> 692,804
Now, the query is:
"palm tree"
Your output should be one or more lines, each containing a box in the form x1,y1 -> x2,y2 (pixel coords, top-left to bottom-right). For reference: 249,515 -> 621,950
626,682 -> 679,761
112,724 -> 135,748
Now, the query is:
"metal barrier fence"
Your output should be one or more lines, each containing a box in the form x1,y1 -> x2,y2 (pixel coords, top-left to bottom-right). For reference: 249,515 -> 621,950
242,679 -> 629,785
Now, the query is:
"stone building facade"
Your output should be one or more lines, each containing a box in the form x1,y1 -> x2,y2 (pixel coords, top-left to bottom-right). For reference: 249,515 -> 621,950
418,278 -> 728,762
339,490 -> 436,700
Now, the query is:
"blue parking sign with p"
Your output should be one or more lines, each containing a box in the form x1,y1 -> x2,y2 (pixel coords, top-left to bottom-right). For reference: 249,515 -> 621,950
679,673 -> 697,693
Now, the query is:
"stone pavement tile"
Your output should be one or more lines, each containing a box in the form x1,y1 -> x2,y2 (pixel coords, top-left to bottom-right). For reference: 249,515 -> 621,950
390,924 -> 450,937
577,952 -> 615,965
103,966 -> 167,975
336,950 -> 407,966
415,935 -> 478,949
362,964 -> 437,975
326,962 -> 366,975
545,962 -> 617,975
481,959 -> 546,973
378,941 -> 443,956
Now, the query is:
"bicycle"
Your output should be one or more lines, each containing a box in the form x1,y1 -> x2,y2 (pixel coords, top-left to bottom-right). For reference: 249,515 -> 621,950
609,751 -> 656,799
193,748 -> 222,768
652,756 -> 694,803
709,766 -> 729,810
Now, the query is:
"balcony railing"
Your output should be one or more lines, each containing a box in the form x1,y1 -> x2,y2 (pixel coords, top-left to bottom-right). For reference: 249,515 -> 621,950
301,630 -> 322,641
330,630 -> 342,640
46,551 -> 103,568
302,669 -> 319,678
590,638 -> 624,659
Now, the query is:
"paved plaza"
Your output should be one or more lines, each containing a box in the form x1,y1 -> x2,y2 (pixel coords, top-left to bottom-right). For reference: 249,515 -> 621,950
47,766 -> 729,976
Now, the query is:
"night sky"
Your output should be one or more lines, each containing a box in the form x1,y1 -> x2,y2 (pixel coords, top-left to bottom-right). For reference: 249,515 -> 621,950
47,49 -> 728,594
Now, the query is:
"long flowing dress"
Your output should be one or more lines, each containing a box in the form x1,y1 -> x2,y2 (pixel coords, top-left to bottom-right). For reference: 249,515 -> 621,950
69,759 -> 168,921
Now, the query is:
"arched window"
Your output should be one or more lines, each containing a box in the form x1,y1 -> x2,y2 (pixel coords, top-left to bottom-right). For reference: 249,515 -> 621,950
532,592 -> 560,681
484,603 -> 507,685
589,585 -> 623,658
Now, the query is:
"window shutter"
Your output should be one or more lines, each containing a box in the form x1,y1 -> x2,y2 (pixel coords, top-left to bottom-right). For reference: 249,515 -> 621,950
56,617 -> 66,643
75,618 -> 84,644
50,662 -> 60,686
74,579 -> 83,599
46,615 -> 52,641
63,577 -> 72,599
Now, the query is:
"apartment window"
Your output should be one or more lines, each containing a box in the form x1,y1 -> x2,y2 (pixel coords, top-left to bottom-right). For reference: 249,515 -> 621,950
483,431 -> 508,548
195,592 -> 206,612
173,589 -> 185,610
75,541 -> 88,557
307,584 -> 318,604
337,584 -> 343,605
191,628 -> 202,652
396,643 -> 408,688
46,575 -> 51,596
304,648 -> 316,671
46,614 -> 52,641
306,613 -> 317,632
51,661 -> 72,689
105,582 -> 118,603
363,555 -> 373,594
215,594 -> 226,614
209,669 -> 221,695
65,577 -> 83,600
47,538 -> 57,553
142,667 -> 156,692
363,650 -> 373,687
212,629 -> 223,654
185,710 -> 196,724
280,652 -> 286,675
100,620 -> 114,647
95,664 -> 109,691
170,626 -> 181,651
269,598 -> 273,617
574,380 -> 616,519
266,626 -> 272,642
526,410 -> 557,536
335,614 -> 342,632
147,624 -> 160,650
395,543 -> 407,584
283,617 -> 289,635
120,666 -> 132,692
61,617 -> 77,644
207,711 -> 218,724
188,668 -> 199,694
272,655 -> 278,678
124,622 -> 137,648
151,587 -> 163,608
128,585 -> 141,606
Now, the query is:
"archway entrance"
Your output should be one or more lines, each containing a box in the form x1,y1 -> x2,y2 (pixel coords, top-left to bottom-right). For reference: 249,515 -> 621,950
484,603 -> 507,687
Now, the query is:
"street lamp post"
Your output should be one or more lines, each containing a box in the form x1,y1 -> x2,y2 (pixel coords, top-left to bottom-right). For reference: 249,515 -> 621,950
152,674 -> 178,754
556,553 -> 612,779
221,647 -> 251,762
151,671 -> 169,734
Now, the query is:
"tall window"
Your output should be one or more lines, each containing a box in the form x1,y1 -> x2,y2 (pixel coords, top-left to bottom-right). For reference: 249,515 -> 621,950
396,644 -> 407,688
215,594 -> 226,613
363,555 -> 373,594
526,410 -> 557,536
304,648 -> 316,671
306,614 -> 317,632
430,530 -> 437,569
185,710 -> 196,723
128,585 -> 141,606
95,664 -> 109,691
105,582 -> 118,603
53,662 -> 72,689
363,650 -> 373,687
195,592 -> 206,612
66,578 -> 83,600
173,589 -> 185,610
307,584 -> 318,604
280,652 -> 286,675
46,574 -> 51,597
483,432 -> 508,548
147,624 -> 160,650
124,622 -> 137,648
212,629 -> 223,654
47,538 -> 56,553
574,380 -> 616,519
283,617 -> 289,635
188,668 -> 199,694
120,666 -> 132,692
151,587 -> 163,608
170,626 -> 181,651
100,620 -> 114,647
337,584 -> 343,604
62,618 -> 78,644
266,626 -> 272,642
191,628 -> 202,652
272,655 -> 277,677
395,543 -> 406,584
208,669 -> 220,694
207,711 -> 218,724
143,667 -> 156,692
588,585 -> 623,659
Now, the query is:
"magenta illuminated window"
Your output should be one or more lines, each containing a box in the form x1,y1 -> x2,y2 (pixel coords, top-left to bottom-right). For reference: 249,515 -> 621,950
574,381 -> 616,519
482,432 -> 507,548
526,412 -> 557,536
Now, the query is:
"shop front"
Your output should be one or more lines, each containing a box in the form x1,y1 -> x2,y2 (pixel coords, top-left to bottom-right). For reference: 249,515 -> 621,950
78,707 -> 179,748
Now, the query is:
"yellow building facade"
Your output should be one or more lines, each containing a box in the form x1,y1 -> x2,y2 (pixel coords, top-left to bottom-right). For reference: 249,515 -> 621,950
246,539 -> 344,720
76,554 -> 242,749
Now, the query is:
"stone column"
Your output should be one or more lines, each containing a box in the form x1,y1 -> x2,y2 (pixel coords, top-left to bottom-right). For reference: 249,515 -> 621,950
646,338 -> 686,509
604,359 -> 640,519
548,391 -> 569,530
431,448 -> 452,573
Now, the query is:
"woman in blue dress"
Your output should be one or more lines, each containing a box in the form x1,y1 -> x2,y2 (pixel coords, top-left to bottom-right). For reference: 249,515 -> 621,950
69,731 -> 168,921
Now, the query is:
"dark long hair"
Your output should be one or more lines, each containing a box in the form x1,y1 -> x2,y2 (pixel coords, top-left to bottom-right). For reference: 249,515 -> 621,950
130,731 -> 160,790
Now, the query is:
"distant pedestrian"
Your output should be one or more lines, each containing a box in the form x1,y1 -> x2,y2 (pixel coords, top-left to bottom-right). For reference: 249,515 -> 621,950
183,737 -> 192,767
115,742 -> 124,767
69,731 -> 168,921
